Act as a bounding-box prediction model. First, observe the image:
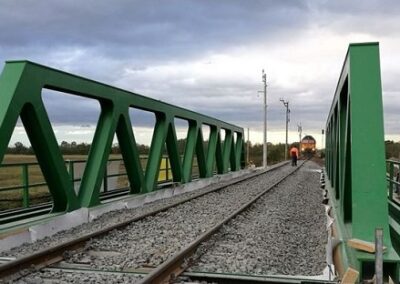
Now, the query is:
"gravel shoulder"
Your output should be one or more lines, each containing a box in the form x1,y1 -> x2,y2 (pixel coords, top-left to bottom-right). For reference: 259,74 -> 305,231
189,161 -> 326,276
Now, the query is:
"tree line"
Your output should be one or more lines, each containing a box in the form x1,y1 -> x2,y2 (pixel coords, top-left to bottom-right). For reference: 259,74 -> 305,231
247,142 -> 302,166
385,140 -> 400,159
6,140 -> 300,166
6,141 -> 151,155
11,140 -> 400,164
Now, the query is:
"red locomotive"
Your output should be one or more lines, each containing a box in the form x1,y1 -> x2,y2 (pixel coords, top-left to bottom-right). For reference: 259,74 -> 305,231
301,135 -> 316,157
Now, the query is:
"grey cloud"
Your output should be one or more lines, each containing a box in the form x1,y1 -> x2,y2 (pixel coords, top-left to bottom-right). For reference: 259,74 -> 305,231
42,90 -> 101,125
307,0 -> 400,38
0,0 -> 309,63
308,0 -> 400,15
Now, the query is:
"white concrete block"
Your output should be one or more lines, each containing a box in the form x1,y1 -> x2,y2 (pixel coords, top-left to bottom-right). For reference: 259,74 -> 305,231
125,195 -> 146,209
30,208 -> 89,242
89,201 -> 126,222
0,229 -> 32,253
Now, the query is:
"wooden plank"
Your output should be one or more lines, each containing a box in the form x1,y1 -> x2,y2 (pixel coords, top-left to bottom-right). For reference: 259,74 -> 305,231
347,238 -> 387,253
332,224 -> 346,277
342,267 -> 359,284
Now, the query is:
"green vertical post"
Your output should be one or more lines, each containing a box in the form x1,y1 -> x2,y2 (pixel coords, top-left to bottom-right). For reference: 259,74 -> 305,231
390,162 -> 394,201
182,121 -> 198,182
116,113 -> 145,194
205,126 -> 218,177
222,129 -> 233,173
165,157 -> 169,181
21,164 -> 29,208
229,134 -> 237,171
215,130 -> 224,174
68,160 -> 75,190
165,122 -> 182,183
78,103 -> 118,207
235,132 -> 244,170
103,165 -> 108,192
145,114 -> 168,191
195,128 -> 207,178
68,161 -> 74,184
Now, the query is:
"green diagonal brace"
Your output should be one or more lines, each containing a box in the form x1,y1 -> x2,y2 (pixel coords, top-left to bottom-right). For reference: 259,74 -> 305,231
116,113 -> 144,194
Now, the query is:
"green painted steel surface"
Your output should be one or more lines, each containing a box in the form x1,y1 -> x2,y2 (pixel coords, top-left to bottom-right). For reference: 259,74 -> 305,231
325,43 -> 399,280
0,61 -> 245,212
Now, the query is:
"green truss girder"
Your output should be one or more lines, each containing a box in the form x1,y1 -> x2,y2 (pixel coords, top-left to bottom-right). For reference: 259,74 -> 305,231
0,61 -> 245,211
325,43 -> 399,278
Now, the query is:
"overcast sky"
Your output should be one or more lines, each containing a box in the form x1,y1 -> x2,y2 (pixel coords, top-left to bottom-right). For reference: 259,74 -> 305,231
2,0 -> 400,147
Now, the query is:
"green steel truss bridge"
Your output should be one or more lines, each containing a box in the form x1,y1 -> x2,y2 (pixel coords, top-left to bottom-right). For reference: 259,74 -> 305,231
0,60 -> 245,212
0,42 -> 400,282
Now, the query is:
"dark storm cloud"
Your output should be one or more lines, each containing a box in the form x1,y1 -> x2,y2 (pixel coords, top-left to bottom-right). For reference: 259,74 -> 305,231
41,90 -> 101,125
0,0 -> 311,128
0,0 -> 308,63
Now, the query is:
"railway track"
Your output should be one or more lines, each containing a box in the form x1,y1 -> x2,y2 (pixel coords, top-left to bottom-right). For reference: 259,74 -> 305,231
139,161 -> 325,284
184,161 -> 329,283
0,161 -> 327,283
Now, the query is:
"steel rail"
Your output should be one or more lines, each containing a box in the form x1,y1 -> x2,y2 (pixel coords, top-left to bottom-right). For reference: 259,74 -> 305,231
138,162 -> 305,284
0,162 -> 289,281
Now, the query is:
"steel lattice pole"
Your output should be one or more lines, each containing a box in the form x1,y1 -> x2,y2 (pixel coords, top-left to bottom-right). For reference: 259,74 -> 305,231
280,99 -> 289,160
262,71 -> 267,168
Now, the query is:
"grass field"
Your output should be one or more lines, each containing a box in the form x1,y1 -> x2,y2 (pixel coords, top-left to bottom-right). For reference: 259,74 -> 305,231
0,154 -> 174,210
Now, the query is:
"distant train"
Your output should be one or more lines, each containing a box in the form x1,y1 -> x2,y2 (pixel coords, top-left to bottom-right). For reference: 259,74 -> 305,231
301,135 -> 316,156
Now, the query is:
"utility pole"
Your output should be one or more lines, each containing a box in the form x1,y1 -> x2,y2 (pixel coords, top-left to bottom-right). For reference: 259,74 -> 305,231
280,98 -> 290,160
247,127 -> 250,165
262,70 -> 267,168
298,123 -> 302,150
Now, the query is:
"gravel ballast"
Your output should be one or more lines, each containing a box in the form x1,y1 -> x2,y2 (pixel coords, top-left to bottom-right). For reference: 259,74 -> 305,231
1,167 -> 276,259
189,161 -> 326,276
62,163 -> 297,270
3,163 -> 298,283
12,270 -> 143,284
